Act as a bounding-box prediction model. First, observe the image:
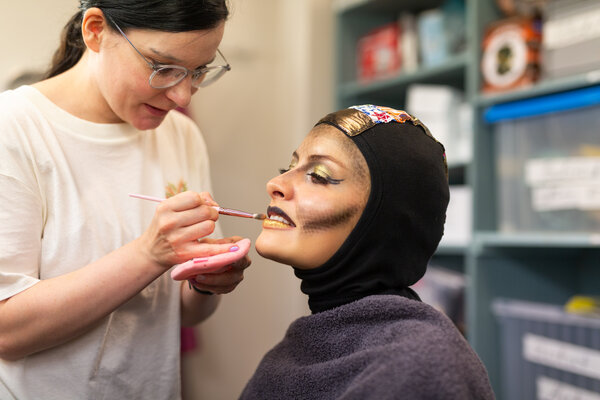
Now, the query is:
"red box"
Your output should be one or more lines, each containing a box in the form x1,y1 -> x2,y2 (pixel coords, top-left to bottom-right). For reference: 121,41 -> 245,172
357,22 -> 401,82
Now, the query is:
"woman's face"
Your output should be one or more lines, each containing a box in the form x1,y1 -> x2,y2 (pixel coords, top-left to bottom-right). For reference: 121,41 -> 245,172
256,124 -> 370,270
94,18 -> 224,130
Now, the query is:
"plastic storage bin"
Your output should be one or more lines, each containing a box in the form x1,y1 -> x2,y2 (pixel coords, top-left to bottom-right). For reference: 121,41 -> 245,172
542,0 -> 600,79
485,85 -> 600,233
492,299 -> 600,400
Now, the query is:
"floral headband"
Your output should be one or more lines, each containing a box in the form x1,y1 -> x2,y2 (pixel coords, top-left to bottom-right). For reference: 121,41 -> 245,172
316,104 -> 448,177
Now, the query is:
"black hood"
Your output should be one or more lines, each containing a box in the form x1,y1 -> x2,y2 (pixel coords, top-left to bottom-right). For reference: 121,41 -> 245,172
294,106 -> 449,314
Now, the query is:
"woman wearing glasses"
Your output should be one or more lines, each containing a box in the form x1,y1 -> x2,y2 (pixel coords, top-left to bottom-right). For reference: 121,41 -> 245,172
0,1 -> 246,399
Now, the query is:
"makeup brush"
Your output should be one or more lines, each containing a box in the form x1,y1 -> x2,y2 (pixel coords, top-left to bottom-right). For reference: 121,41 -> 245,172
129,193 -> 267,220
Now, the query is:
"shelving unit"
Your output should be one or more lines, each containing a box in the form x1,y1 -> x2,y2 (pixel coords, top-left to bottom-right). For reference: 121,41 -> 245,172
334,0 -> 600,398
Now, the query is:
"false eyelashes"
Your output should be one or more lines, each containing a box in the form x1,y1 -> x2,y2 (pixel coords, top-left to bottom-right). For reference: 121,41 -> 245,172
278,165 -> 343,185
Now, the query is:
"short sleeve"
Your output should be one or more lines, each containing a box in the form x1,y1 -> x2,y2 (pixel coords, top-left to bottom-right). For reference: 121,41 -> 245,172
0,92 -> 44,299
0,174 -> 43,300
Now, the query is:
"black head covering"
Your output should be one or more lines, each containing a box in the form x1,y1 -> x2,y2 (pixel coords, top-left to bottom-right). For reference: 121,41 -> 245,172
294,105 -> 449,313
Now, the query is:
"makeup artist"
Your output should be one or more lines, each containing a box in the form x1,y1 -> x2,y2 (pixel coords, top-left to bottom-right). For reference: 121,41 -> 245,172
0,1 -> 250,399
240,105 -> 494,399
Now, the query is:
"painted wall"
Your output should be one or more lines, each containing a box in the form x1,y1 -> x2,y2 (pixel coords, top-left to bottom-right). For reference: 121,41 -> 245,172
1,0 -> 334,398
0,1 -> 75,86
189,0 -> 335,397
188,0 -> 334,397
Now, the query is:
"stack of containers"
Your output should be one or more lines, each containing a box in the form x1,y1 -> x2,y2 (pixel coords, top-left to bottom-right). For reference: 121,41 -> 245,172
485,85 -> 600,233
487,84 -> 600,398
492,299 -> 600,399
542,0 -> 600,79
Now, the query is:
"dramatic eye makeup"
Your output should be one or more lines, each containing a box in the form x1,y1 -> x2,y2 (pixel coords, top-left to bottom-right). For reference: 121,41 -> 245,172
278,161 -> 343,185
307,165 -> 342,185
278,160 -> 297,175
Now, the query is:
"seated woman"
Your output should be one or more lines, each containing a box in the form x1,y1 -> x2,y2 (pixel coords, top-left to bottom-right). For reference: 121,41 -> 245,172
239,105 -> 494,399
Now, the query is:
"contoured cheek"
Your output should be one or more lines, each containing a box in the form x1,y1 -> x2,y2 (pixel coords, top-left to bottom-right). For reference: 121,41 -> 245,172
295,188 -> 364,233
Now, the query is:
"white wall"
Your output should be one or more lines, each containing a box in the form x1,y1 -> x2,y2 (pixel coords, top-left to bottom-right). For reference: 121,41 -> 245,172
1,0 -> 334,398
0,1 -> 76,87
187,0 -> 334,397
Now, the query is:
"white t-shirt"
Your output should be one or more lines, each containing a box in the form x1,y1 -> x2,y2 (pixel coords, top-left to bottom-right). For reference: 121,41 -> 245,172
0,86 -> 217,400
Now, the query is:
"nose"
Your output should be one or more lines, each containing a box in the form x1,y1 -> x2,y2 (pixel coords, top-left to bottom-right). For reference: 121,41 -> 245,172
266,174 -> 292,200
164,76 -> 198,108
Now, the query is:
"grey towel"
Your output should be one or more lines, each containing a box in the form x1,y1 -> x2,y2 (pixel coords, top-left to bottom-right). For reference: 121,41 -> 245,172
240,295 -> 495,400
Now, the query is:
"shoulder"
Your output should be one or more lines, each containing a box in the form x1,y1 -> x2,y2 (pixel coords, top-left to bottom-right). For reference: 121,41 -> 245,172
0,87 -> 40,126
159,109 -> 201,135
0,87 -> 49,161
156,110 -> 206,148
345,296 -> 495,399
0,87 -> 59,150
0,86 -> 30,106
361,296 -> 476,360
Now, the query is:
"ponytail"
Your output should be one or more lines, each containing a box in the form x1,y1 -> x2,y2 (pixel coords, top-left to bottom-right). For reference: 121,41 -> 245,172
44,11 -> 85,79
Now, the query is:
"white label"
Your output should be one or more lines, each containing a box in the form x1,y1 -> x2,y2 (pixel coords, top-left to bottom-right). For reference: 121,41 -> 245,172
523,334 -> 600,381
544,8 -> 600,50
537,376 -> 600,400
525,158 -> 600,185
525,157 -> 600,211
530,185 -> 600,211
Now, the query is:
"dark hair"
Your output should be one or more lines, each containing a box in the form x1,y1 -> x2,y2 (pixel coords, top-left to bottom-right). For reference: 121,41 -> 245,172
45,0 -> 229,79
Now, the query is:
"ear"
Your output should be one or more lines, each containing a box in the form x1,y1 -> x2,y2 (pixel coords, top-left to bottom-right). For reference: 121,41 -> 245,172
81,7 -> 109,53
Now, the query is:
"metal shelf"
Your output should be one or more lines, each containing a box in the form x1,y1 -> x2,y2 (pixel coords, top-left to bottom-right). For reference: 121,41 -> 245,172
475,70 -> 600,108
436,243 -> 469,256
472,232 -> 600,254
334,0 -> 600,397
334,0 -> 444,14
338,52 -> 468,100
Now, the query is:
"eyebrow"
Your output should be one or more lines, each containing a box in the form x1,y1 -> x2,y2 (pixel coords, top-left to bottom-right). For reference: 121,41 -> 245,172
149,47 -> 184,63
292,151 -> 347,168
148,47 -> 217,68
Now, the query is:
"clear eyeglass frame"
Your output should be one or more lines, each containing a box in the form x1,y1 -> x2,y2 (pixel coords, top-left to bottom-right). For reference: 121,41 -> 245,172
109,17 -> 231,89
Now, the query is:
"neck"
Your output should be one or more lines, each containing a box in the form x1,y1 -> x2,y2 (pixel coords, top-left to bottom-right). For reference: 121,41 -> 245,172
33,53 -> 121,124
303,286 -> 421,314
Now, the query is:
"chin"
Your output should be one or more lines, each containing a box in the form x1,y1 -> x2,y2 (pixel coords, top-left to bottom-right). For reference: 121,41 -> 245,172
256,234 -> 294,266
132,117 -> 166,131
256,232 -> 337,270
127,107 -> 169,130
256,240 -> 321,270
256,235 -> 280,262
256,246 -> 292,266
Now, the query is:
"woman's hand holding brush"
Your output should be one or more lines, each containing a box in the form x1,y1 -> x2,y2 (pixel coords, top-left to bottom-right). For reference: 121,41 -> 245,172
132,191 -> 252,294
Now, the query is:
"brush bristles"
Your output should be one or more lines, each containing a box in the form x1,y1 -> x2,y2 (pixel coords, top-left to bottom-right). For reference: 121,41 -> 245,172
253,213 -> 267,220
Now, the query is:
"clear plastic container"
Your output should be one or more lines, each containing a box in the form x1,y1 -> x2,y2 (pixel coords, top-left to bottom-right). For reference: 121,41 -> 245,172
492,299 -> 600,399
494,103 -> 600,233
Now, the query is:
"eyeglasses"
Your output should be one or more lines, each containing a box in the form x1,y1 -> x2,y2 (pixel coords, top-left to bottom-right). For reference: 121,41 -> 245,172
109,18 -> 231,89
